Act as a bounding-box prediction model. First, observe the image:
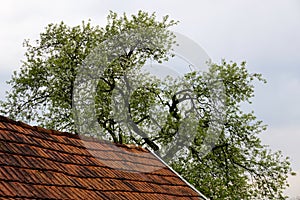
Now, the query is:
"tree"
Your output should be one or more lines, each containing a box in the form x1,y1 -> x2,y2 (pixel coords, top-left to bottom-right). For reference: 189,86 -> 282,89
1,19 -> 104,130
171,62 -> 293,199
0,11 -> 294,199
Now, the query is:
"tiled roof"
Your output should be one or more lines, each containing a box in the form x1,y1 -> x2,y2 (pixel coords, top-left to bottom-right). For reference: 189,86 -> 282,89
0,116 -> 206,199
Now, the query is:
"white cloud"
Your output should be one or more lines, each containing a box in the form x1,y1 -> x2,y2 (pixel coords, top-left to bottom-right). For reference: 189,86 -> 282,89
286,169 -> 300,198
260,125 -> 300,169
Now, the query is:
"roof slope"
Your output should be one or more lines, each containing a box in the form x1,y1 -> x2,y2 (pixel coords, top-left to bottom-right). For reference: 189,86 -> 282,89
0,116 -> 205,199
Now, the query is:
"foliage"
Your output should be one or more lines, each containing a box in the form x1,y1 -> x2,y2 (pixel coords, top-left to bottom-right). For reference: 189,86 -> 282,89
171,61 -> 292,199
0,11 -> 293,199
1,20 -> 104,130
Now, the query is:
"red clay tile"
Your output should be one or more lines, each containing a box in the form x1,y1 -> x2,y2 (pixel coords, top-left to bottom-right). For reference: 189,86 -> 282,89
0,115 -> 206,199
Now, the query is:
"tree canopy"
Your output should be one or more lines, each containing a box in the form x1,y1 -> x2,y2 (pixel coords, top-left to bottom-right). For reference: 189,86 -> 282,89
0,11 -> 294,199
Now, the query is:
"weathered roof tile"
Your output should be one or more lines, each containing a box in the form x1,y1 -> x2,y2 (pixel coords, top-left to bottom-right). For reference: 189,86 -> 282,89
0,116 -> 206,199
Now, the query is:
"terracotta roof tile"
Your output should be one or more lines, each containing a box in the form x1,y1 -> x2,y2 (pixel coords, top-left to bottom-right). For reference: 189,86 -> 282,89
0,115 -> 206,199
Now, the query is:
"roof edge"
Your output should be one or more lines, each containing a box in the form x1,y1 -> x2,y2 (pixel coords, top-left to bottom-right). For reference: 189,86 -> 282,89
148,149 -> 209,200
0,115 -> 148,152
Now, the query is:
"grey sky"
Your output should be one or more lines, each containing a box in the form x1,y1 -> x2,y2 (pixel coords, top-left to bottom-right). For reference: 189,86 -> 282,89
0,0 -> 299,197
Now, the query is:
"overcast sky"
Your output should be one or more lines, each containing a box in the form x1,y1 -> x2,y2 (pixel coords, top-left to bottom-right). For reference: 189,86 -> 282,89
1,0 -> 299,197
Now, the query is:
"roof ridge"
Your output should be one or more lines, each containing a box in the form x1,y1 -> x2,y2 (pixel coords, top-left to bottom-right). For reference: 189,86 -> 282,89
0,115 -> 147,152
0,115 -> 80,139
